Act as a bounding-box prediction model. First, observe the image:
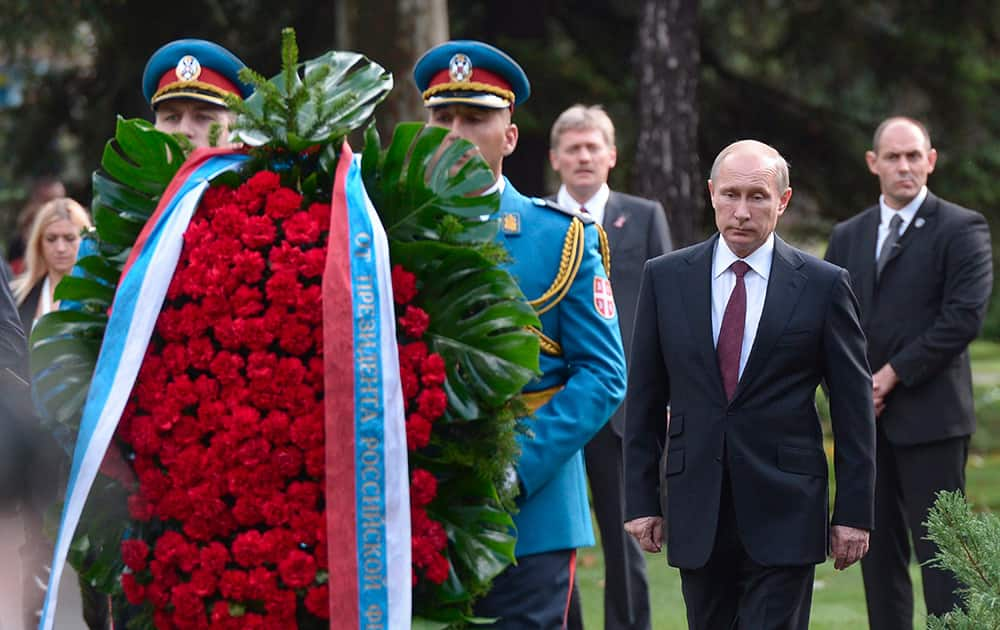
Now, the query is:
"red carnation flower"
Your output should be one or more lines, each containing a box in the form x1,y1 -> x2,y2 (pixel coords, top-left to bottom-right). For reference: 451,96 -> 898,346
268,242 -> 304,274
128,493 -> 154,521
406,413 -> 432,451
212,316 -> 241,351
121,572 -> 146,605
410,468 -> 438,507
392,265 -> 418,305
241,215 -> 277,249
273,446 -> 304,479
218,569 -> 250,601
304,584 -> 330,618
399,304 -> 430,338
398,341 -> 428,369
260,410 -> 292,446
121,539 -> 150,572
264,187 -> 303,220
278,549 -> 317,589
304,446 -> 326,478
187,336 -> 216,371
283,211 -> 321,245
421,353 -> 447,386
266,589 -> 298,621
233,529 -> 269,568
265,270 -> 300,306
425,553 -> 450,584
209,351 -> 245,385
200,183 -> 235,211
210,203 -> 248,239
189,568 -> 219,597
231,249 -> 266,284
286,480 -> 321,509
246,566 -> 278,599
244,170 -> 281,197
400,365 -> 419,401
298,247 -> 326,278
277,321 -> 313,355
235,317 -> 276,351
417,387 -> 447,420
307,201 -> 331,232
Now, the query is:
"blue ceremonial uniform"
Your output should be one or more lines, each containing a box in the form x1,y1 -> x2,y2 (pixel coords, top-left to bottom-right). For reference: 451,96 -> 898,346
498,179 -> 627,556
415,38 -> 626,628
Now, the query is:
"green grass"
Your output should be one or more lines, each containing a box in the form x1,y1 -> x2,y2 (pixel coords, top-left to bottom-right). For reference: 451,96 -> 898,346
576,339 -> 1000,628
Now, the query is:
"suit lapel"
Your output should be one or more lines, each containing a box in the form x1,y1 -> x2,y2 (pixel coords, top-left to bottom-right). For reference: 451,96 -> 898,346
847,207 -> 880,310
681,236 -> 726,401
881,192 -> 939,275
732,237 -> 807,404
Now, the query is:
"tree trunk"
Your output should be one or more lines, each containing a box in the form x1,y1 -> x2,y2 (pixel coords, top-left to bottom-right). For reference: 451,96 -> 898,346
336,0 -> 448,141
633,0 -> 701,247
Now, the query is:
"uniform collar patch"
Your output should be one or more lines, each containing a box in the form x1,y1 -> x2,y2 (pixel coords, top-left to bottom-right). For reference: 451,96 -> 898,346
501,212 -> 521,235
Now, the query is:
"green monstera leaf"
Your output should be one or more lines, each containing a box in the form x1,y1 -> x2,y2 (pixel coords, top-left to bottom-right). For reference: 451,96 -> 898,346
392,240 -> 539,420
363,122 -> 501,245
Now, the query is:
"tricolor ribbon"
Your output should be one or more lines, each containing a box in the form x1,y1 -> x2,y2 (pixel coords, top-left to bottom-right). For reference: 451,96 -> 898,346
324,143 -> 411,628
40,148 -> 248,630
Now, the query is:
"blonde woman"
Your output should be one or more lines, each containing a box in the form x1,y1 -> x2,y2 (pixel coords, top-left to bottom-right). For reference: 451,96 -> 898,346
7,196 -> 90,628
12,197 -> 92,331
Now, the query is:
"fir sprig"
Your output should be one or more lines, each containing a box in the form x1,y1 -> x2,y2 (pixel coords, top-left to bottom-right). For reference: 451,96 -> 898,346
924,490 -> 1000,629
224,27 -> 392,154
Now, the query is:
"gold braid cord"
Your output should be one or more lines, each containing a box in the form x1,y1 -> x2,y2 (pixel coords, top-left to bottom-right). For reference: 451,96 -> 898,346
596,224 -> 612,278
422,81 -> 515,104
529,327 -> 563,356
527,218 -> 584,316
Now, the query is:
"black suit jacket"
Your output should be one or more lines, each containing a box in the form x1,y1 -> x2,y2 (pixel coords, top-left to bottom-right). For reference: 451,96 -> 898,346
825,192 -> 993,445
624,235 -> 876,569
16,280 -> 42,335
549,191 -> 673,434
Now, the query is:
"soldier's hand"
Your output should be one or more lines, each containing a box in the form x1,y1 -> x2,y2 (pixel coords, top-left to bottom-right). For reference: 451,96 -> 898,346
624,516 -> 663,553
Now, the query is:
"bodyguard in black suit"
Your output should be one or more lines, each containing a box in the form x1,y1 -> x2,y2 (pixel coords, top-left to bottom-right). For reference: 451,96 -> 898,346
825,117 -> 993,628
625,140 -> 876,629
549,104 -> 672,630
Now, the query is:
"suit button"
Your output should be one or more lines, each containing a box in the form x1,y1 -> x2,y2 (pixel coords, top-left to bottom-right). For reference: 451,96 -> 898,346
715,456 -> 721,462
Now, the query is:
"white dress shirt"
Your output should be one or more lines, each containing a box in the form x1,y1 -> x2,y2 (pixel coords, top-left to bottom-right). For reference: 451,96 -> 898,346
875,185 -> 926,260
556,183 -> 610,225
711,234 -> 775,379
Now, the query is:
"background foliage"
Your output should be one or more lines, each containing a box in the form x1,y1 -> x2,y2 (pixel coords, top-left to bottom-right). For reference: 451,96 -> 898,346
0,0 -> 997,322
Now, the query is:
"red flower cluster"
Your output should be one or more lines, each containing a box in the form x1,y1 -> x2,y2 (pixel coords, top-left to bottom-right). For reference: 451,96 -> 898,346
116,170 -> 331,628
392,265 -> 451,586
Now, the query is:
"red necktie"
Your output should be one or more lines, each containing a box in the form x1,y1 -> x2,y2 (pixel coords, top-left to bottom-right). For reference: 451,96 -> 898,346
718,260 -> 750,401
579,206 -> 589,215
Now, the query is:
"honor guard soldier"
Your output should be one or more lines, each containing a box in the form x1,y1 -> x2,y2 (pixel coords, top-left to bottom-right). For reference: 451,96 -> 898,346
142,38 -> 253,149
414,41 -> 627,628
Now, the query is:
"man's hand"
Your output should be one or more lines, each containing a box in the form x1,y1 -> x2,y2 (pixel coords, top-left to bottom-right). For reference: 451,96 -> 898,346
872,363 -> 899,417
830,525 -> 869,570
624,516 -> 663,553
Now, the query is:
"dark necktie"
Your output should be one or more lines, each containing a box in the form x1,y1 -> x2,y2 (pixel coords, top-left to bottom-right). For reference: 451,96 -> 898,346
876,213 -> 903,281
718,260 -> 750,401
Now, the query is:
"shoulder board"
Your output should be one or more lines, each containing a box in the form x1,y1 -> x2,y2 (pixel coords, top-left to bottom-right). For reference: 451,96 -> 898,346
530,197 -> 594,224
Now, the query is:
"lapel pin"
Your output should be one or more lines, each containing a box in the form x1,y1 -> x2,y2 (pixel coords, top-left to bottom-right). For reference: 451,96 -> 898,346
613,215 -> 627,228
914,217 -> 925,228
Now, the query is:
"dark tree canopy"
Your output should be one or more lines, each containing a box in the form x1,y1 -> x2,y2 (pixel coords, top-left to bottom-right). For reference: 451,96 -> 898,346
1,0 -> 997,251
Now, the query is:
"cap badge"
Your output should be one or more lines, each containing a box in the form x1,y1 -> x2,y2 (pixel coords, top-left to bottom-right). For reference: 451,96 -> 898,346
449,53 -> 472,82
175,55 -> 202,81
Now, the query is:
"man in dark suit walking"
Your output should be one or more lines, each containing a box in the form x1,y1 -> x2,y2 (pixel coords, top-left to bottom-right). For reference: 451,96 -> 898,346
824,116 -> 993,628
625,140 -> 876,629
549,104 -> 672,630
